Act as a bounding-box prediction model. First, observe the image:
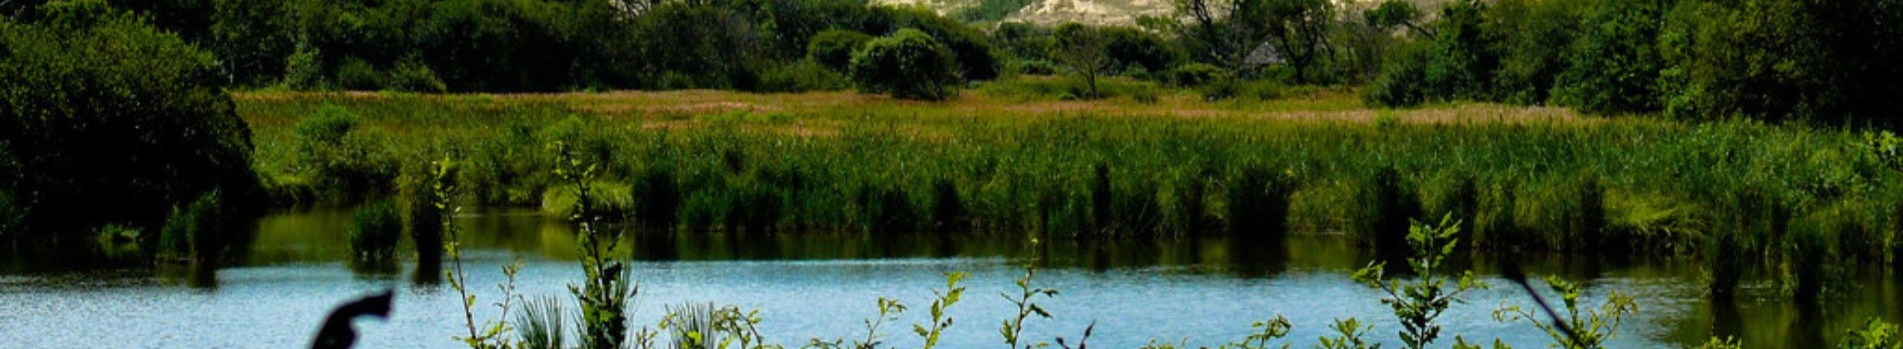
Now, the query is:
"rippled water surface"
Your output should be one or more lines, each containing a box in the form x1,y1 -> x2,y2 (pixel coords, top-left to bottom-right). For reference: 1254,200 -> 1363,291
2,209 -> 1898,348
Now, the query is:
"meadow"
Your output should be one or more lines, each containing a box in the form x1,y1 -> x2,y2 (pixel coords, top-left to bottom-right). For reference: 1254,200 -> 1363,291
239,80 -> 1903,302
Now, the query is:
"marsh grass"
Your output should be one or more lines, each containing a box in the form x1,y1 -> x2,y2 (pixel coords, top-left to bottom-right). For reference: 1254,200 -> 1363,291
238,91 -> 1903,300
346,199 -> 402,270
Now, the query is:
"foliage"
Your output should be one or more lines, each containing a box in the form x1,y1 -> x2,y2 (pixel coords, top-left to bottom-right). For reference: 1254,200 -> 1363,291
553,141 -> 638,349
950,0 -> 1033,23
808,29 -> 875,72
1550,0 -> 1664,114
1221,316 -> 1292,349
238,93 -> 1903,275
0,0 -> 258,242
1659,0 -> 1903,125
1315,318 -> 1377,349
913,272 -> 967,349
515,295 -> 568,349
1840,318 -> 1902,349
1493,276 -> 1638,349
1000,243 -> 1058,349
1051,23 -> 1112,99
157,191 -> 233,262
850,28 -> 960,101
659,302 -> 771,349
1353,214 -> 1487,349
347,200 -> 404,265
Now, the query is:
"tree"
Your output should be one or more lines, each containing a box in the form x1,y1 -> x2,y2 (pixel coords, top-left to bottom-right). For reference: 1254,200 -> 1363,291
1051,22 -> 1111,98
850,28 -> 960,100
807,29 -> 873,72
1552,0 -> 1666,114
1261,0 -> 1336,84
1364,0 -> 1431,38
1661,0 -> 1903,125
0,0 -> 259,244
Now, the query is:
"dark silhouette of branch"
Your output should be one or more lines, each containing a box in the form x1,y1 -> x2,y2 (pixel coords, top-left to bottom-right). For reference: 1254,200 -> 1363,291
1499,262 -> 1585,345
312,289 -> 395,349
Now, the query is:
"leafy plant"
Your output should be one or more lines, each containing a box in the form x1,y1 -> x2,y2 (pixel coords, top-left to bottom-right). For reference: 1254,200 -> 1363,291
554,140 -> 639,349
1493,275 -> 1637,349
1353,214 -> 1487,349
850,29 -> 961,101
1000,242 -> 1059,349
1316,318 -> 1377,349
1840,318 -> 1902,349
914,272 -> 967,349
1221,315 -> 1292,349
434,157 -> 524,349
516,295 -> 568,349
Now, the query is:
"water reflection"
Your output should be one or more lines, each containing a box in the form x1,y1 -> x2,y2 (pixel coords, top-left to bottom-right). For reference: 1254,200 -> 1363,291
2,208 -> 1901,348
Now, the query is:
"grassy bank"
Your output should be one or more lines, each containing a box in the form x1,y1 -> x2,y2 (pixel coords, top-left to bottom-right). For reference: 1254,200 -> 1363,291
236,86 -> 1903,272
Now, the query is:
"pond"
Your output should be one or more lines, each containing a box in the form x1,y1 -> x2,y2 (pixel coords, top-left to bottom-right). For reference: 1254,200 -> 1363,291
2,209 -> 1899,348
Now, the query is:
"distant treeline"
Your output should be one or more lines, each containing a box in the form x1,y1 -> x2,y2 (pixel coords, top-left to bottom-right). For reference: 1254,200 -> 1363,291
5,0 -> 1898,124
1362,0 -> 1903,126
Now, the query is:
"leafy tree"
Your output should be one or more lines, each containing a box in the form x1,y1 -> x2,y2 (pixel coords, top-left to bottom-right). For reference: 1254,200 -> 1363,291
0,0 -> 258,243
1099,25 -> 1182,76
850,28 -> 960,101
1487,0 -> 1594,105
1422,0 -> 1499,101
807,29 -> 874,72
632,3 -> 762,90
1260,0 -> 1336,84
1364,0 -> 1430,38
1552,0 -> 1665,114
1661,0 -> 1903,125
1051,22 -> 1111,98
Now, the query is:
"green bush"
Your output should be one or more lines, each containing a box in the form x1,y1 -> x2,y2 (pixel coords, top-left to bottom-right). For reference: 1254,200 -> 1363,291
850,28 -> 961,100
157,191 -> 230,262
757,59 -> 853,93
348,200 -> 403,264
808,29 -> 874,72
1551,0 -> 1666,114
0,0 -> 259,241
1169,63 -> 1228,87
293,105 -> 397,201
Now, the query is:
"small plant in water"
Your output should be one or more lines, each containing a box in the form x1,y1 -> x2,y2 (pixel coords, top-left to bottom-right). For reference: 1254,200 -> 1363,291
1493,275 -> 1636,349
1352,214 -> 1487,349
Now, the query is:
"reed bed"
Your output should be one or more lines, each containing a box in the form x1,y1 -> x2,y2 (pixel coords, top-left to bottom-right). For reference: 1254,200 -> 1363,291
235,91 -> 1903,281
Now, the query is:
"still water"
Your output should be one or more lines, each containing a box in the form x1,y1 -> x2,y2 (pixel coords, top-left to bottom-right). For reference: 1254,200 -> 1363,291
2,209 -> 1899,348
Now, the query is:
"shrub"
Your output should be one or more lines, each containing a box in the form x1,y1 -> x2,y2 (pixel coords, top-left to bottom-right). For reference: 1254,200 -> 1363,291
1551,0 -> 1666,114
0,1 -> 259,241
1100,26 -> 1181,76
1365,43 -> 1431,107
348,200 -> 403,265
808,29 -> 874,72
756,59 -> 853,93
1169,63 -> 1227,87
158,191 -> 229,262
294,105 -> 397,201
850,28 -> 960,101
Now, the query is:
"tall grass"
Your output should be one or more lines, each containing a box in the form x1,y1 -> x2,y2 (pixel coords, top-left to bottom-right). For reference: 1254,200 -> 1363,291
238,92 -> 1903,299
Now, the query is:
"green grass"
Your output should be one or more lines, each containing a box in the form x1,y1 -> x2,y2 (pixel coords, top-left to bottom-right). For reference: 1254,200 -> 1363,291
234,88 -> 1903,279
